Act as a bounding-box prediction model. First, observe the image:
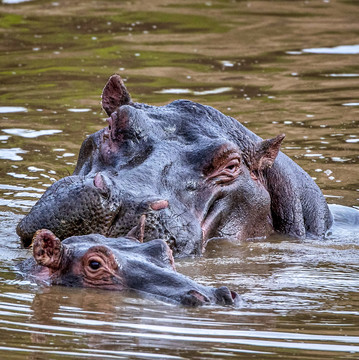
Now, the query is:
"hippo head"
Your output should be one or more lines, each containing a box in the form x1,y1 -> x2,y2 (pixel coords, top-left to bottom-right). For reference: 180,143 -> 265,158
17,75 -> 284,256
20,229 -> 239,306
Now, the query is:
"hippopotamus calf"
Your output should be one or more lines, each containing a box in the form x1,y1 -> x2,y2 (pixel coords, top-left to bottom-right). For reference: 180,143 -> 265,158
17,75 -> 333,256
19,229 -> 239,306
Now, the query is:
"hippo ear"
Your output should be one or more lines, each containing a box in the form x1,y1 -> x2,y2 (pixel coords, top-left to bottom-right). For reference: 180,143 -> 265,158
32,229 -> 63,271
101,74 -> 131,116
251,134 -> 285,171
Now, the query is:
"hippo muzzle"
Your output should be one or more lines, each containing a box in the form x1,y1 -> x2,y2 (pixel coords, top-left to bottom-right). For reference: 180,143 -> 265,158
16,174 -> 120,247
16,171 -> 203,256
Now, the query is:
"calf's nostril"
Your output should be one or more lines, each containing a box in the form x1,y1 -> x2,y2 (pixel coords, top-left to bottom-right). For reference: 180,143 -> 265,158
150,200 -> 169,211
181,290 -> 210,307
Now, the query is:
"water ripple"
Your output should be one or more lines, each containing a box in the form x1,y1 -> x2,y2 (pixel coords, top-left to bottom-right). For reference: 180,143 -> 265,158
0,148 -> 27,161
0,107 -> 27,113
2,129 -> 62,138
302,44 -> 359,54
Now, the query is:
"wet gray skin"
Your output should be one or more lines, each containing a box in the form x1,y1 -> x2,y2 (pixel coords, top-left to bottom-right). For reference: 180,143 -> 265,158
19,229 -> 239,307
17,75 -> 333,256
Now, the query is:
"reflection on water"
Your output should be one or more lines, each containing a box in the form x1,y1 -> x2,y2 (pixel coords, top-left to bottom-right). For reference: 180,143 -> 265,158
0,0 -> 359,358
2,0 -> 33,4
0,148 -> 27,161
324,74 -> 359,77
67,108 -> 91,113
302,44 -> 359,55
0,107 -> 27,113
343,102 -> 359,107
156,87 -> 233,96
2,129 -> 62,138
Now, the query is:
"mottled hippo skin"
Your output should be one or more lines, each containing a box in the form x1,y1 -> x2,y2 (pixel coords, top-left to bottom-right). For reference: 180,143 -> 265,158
17,75 -> 332,256
19,229 -> 238,306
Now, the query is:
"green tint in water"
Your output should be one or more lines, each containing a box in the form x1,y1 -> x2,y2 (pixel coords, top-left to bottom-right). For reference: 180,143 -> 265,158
0,0 -> 359,358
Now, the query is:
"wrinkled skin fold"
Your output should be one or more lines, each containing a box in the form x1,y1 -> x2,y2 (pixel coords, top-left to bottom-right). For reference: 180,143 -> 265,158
18,229 -> 239,307
17,75 -> 333,257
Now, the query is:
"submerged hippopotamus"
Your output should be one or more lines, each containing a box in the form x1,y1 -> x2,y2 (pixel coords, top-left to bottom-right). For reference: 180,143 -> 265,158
17,75 -> 332,256
19,229 -> 238,306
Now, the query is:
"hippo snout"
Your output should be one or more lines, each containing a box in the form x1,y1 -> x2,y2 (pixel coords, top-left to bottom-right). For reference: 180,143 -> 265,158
214,286 -> 240,306
180,286 -> 240,307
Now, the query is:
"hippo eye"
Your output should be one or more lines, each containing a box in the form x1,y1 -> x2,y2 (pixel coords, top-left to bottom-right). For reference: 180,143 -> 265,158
89,260 -> 101,270
206,155 -> 241,184
225,159 -> 240,172
82,246 -> 119,287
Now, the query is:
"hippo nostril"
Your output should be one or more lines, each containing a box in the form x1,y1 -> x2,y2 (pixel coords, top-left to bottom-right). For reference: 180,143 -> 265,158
94,173 -> 107,191
106,117 -> 112,129
103,128 -> 110,140
94,173 -> 111,200
150,200 -> 169,211
181,290 -> 210,307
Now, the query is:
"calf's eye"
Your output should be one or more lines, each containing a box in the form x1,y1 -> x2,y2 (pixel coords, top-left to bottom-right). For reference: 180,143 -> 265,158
89,260 -> 101,270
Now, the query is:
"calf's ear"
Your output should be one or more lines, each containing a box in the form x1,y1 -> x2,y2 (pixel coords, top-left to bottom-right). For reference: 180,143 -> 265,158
251,134 -> 285,171
32,229 -> 63,271
101,74 -> 131,116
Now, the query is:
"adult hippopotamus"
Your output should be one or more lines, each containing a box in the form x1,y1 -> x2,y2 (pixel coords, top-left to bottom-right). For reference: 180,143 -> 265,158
19,229 -> 238,306
17,75 -> 332,256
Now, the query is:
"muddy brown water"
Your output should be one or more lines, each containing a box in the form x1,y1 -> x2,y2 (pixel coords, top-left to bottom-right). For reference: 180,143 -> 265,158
0,0 -> 359,359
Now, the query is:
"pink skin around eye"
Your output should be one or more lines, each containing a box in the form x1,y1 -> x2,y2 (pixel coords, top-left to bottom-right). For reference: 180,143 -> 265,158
207,155 -> 241,182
